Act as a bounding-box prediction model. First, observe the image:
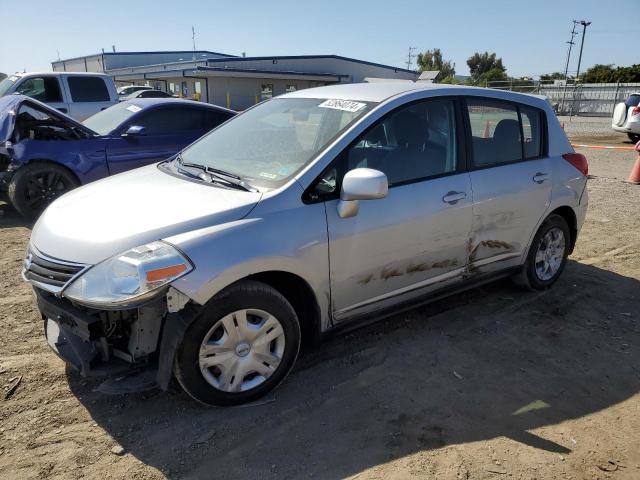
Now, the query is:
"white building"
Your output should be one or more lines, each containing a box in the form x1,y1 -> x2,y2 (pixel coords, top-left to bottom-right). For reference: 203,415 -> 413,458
52,50 -> 419,110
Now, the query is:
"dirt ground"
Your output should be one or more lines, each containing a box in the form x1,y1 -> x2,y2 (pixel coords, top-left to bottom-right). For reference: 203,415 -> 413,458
1,131 -> 639,480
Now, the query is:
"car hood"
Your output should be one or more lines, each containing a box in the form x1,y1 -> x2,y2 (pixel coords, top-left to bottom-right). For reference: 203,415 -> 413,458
0,95 -> 98,143
30,164 -> 262,264
0,95 -> 21,143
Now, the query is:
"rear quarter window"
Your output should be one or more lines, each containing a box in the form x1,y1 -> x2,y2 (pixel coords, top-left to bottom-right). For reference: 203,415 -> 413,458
67,77 -> 110,102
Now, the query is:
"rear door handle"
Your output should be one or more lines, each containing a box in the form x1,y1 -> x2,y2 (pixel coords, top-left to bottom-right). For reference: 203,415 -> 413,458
533,172 -> 549,183
442,191 -> 467,204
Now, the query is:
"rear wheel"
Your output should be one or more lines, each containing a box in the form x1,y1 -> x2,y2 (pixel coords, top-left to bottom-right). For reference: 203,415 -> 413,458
174,280 -> 301,406
513,214 -> 570,291
8,163 -> 79,219
628,133 -> 640,144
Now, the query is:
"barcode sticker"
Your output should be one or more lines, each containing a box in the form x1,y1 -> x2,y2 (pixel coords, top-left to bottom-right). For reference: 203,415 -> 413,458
318,99 -> 366,113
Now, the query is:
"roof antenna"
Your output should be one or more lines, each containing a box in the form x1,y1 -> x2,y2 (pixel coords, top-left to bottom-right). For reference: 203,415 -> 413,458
112,45 -> 116,53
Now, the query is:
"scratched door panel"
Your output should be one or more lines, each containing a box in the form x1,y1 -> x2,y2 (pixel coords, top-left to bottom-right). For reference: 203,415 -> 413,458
326,173 -> 473,320
468,158 -> 551,273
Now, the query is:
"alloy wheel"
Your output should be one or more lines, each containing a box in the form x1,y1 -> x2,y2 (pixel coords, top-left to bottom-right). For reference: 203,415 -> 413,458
23,171 -> 71,211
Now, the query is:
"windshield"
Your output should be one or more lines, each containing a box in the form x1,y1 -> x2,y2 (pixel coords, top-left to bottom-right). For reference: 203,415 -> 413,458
82,102 -> 143,135
179,97 -> 375,188
0,76 -> 18,97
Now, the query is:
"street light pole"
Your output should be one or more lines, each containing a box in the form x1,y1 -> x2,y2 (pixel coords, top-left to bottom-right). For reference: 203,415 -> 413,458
570,20 -> 591,117
560,20 -> 579,114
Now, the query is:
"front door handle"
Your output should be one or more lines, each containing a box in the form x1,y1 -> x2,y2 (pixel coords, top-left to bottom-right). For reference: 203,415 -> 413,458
57,107 -> 68,113
442,191 -> 467,204
533,172 -> 549,183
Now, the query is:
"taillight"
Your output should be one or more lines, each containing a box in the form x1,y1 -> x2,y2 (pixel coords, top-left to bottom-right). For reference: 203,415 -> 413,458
632,106 -> 640,115
563,153 -> 588,176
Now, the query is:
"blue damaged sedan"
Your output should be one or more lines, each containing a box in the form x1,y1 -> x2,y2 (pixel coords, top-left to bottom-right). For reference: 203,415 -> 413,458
0,95 -> 235,218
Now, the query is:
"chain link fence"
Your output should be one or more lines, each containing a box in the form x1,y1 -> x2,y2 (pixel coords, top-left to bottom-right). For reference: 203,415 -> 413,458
484,80 -> 640,117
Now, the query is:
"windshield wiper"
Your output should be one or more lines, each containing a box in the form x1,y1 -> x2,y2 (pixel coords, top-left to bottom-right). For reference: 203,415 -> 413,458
174,154 -> 257,192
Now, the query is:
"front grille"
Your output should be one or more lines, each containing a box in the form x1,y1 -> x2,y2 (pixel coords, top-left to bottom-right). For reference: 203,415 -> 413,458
24,247 -> 86,292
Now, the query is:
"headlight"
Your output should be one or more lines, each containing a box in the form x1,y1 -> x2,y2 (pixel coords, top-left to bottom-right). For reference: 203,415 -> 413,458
64,241 -> 193,307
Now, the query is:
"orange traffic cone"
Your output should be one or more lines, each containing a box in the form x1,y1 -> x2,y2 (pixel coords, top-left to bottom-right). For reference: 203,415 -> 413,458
629,141 -> 640,185
483,120 -> 492,138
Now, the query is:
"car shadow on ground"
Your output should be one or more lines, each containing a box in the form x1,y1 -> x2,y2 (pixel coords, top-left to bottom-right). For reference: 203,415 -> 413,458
69,260 -> 640,479
0,202 -> 33,229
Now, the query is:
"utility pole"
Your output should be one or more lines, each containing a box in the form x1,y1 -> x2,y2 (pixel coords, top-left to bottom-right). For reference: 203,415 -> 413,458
570,19 -> 591,117
192,26 -> 197,60
405,47 -> 416,71
559,20 -> 579,114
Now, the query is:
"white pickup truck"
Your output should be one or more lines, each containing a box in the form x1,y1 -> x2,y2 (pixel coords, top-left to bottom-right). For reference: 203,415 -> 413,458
0,72 -> 118,121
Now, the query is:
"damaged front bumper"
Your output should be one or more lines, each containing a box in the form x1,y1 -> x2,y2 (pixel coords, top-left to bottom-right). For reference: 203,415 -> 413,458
34,286 -> 198,394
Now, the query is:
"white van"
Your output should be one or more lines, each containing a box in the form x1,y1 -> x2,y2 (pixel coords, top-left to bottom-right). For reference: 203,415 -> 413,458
0,72 -> 118,121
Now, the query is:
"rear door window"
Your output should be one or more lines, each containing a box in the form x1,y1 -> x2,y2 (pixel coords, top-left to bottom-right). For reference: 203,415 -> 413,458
466,99 -> 521,166
15,77 -> 63,103
466,98 -> 545,167
67,77 -> 110,102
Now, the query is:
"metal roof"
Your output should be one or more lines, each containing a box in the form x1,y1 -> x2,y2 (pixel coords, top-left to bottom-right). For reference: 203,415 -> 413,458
52,50 -> 237,64
204,55 -> 417,74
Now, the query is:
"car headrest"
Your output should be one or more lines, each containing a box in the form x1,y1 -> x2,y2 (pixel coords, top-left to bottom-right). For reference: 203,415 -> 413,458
493,119 -> 520,144
392,110 -> 426,148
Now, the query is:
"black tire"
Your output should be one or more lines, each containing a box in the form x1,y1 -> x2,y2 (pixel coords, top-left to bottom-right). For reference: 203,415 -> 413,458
513,214 -> 571,291
8,163 -> 79,219
174,280 -> 301,406
628,133 -> 640,144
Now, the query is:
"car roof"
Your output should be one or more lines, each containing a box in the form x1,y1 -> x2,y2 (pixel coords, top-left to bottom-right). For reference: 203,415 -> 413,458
12,71 -> 111,77
118,98 -> 235,113
281,82 -> 549,108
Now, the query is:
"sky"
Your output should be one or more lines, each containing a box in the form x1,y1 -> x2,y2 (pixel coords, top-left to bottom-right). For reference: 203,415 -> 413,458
0,0 -> 637,79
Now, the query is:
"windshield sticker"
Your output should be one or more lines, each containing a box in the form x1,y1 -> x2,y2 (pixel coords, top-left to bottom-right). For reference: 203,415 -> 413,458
318,99 -> 366,113
259,172 -> 278,179
126,105 -> 142,113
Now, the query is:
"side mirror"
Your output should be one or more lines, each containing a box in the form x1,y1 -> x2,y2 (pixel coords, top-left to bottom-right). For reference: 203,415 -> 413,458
122,125 -> 146,138
337,168 -> 388,218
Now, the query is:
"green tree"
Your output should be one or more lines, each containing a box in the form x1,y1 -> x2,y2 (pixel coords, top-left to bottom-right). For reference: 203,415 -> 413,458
475,68 -> 508,86
540,72 -> 566,81
581,64 -> 616,83
416,48 -> 455,79
467,52 -> 506,83
581,64 -> 640,83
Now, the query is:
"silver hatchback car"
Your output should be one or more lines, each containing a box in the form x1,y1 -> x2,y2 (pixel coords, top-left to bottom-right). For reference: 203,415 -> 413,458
24,83 -> 588,406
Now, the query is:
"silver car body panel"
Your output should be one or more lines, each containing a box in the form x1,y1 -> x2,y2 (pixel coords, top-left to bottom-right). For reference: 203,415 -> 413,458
28,83 -> 587,335
30,163 -> 262,264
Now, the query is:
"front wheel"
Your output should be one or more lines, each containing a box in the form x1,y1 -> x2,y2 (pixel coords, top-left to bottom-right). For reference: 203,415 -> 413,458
174,280 -> 301,406
8,163 -> 79,219
628,133 -> 640,144
513,214 -> 570,290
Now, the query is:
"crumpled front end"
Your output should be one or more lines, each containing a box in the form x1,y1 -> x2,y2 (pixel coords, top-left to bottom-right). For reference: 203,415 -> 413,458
24,246 -> 198,393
